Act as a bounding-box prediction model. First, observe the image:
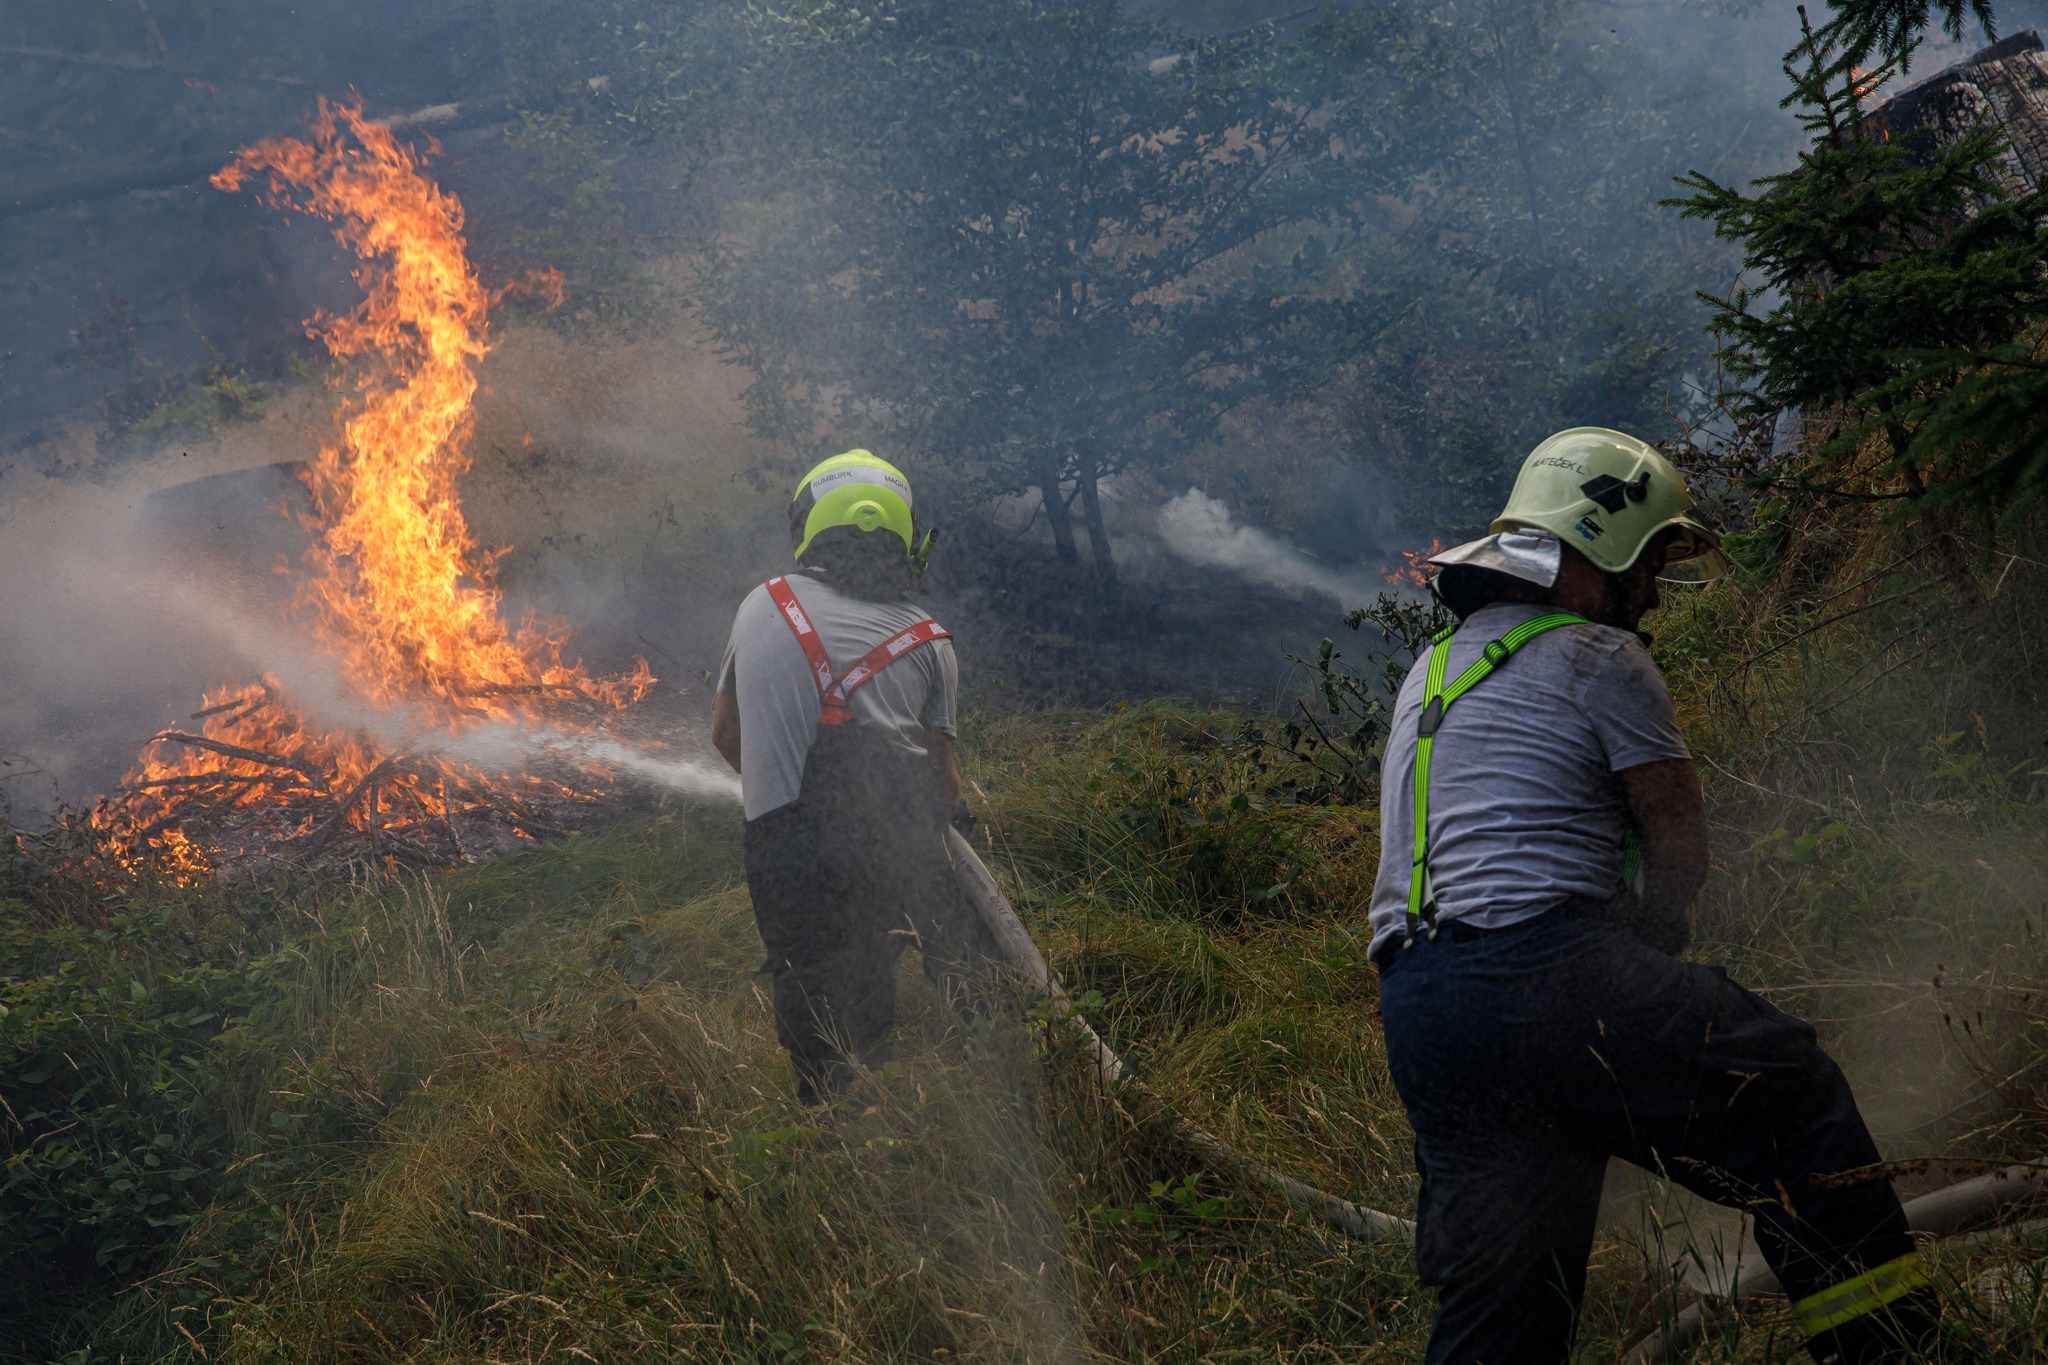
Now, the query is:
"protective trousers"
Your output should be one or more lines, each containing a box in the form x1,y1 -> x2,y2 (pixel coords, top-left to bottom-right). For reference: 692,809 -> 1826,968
1378,912 -> 1920,1365
741,727 -> 995,1105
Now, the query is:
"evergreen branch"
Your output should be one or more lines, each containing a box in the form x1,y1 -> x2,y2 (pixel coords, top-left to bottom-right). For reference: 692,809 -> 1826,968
1869,342 -> 2048,526
1819,0 -> 1996,65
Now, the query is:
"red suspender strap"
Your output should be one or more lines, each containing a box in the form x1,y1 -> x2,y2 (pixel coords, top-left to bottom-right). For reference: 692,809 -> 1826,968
762,576 -> 951,726
821,620 -> 951,718
763,576 -> 837,699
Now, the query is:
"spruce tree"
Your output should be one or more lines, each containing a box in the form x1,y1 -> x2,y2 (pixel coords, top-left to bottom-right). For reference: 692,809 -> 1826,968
1668,7 -> 2048,518
1823,0 -> 1996,63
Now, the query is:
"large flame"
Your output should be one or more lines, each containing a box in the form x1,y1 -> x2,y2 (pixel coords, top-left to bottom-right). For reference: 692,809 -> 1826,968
218,99 -> 640,714
92,100 -> 651,878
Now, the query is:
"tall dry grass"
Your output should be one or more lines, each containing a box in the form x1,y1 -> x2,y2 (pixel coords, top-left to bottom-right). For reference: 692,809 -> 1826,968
19,517 -> 2048,1363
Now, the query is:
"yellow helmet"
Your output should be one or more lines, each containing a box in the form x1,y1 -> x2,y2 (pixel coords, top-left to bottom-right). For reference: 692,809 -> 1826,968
1492,427 -> 1728,578
789,449 -> 935,572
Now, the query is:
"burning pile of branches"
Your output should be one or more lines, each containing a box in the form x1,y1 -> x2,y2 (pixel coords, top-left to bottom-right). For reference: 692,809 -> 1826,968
89,100 -> 658,882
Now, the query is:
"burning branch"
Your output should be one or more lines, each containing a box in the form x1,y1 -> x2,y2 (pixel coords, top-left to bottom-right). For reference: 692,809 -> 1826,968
297,755 -> 408,859
146,730 -> 326,776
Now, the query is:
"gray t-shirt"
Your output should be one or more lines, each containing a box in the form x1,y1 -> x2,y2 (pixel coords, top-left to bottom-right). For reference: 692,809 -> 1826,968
1366,602 -> 1690,958
716,572 -> 958,820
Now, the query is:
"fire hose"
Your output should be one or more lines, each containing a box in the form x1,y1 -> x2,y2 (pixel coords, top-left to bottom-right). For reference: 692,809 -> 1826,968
946,827 -> 1414,1244
1622,1163 -> 2048,1363
946,829 -> 2048,1353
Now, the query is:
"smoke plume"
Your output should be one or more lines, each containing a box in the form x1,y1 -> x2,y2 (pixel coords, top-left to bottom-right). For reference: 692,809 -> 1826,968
1155,488 -> 1386,607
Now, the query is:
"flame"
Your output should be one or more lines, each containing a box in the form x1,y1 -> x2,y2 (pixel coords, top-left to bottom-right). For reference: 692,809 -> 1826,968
91,100 -> 651,879
1385,537 -> 1448,588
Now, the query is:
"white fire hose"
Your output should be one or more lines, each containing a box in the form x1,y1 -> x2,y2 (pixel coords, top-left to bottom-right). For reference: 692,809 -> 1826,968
1623,1163 -> 2048,1363
946,828 -> 1414,1244
947,830 -> 2047,1355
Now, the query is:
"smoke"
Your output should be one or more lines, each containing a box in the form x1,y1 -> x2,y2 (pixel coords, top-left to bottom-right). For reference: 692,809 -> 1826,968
1154,488 -> 1388,607
0,322 -> 777,823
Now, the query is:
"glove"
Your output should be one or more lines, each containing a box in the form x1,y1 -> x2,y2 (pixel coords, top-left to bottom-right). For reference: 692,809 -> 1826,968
950,799 -> 977,838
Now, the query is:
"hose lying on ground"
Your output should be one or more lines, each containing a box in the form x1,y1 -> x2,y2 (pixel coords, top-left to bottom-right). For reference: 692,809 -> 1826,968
947,831 -> 2048,1338
1620,1163 -> 2048,1362
946,827 -> 1414,1245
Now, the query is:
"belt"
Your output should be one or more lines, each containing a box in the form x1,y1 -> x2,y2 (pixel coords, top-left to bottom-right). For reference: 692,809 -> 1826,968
1371,916 -> 1495,972
1371,894 -> 1620,973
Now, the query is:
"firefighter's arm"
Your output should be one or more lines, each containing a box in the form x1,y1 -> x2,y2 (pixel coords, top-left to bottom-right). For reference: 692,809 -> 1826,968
1616,757 -> 1709,953
711,693 -> 742,773
927,730 -> 963,810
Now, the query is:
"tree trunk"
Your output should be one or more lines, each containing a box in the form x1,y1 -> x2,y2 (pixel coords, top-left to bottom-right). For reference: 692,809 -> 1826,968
1041,477 -> 1081,565
1078,473 -> 1119,592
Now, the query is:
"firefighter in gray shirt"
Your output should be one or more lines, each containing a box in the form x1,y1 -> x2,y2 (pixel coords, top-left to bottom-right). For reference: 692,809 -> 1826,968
1370,429 -> 1936,1364
712,451 -> 989,1106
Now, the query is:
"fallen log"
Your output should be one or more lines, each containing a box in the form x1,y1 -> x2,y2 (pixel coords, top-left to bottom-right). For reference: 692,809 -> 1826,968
1622,1162 -> 2048,1363
946,827 -> 1414,1246
147,730 -> 323,776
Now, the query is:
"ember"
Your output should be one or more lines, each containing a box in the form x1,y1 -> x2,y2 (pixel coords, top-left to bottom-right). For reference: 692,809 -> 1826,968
90,99 -> 660,881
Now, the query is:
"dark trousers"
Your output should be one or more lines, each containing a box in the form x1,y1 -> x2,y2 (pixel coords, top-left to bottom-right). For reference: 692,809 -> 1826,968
741,738 -> 995,1104
1378,913 -> 1913,1365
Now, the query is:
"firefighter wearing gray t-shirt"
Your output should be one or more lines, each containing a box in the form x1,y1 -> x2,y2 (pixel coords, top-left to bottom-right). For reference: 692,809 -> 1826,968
712,450 -> 991,1106
1370,429 -> 1936,1365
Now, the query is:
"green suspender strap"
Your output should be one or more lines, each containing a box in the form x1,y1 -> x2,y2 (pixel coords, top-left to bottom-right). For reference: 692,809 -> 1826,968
1405,612 -> 1590,943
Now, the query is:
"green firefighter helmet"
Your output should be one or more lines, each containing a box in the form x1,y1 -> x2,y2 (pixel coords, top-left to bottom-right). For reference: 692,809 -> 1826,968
1491,427 -> 1729,578
789,449 -> 935,572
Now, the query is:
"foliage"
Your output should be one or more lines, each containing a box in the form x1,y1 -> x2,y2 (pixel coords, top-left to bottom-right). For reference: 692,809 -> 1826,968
972,702 -> 1357,926
0,781 -> 1428,1364
678,0 -> 1393,587
1329,0 -> 1765,534
502,111 -> 639,315
0,844 -> 286,1355
1867,334 -> 2048,528
1280,591 -> 1457,806
1821,0 -> 1998,61
1670,7 -> 2048,528
500,0 -> 1778,556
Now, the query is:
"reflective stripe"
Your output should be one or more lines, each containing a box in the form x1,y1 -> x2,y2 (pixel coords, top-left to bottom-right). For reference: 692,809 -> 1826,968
804,463 -> 914,511
764,576 -> 838,699
820,620 -> 951,720
1407,613 -> 1588,927
1791,1251 -> 1931,1338
762,576 -> 950,727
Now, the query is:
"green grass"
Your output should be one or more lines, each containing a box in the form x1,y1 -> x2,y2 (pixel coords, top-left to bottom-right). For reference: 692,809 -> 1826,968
3,788 -> 1430,1365
9,525 -> 2048,1363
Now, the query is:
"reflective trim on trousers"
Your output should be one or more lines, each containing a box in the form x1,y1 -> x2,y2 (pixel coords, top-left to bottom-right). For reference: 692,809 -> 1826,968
1791,1251 -> 1931,1338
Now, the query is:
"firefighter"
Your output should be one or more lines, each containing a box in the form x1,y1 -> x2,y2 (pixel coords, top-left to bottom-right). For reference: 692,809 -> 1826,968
712,450 -> 988,1106
1370,428 -> 1937,1364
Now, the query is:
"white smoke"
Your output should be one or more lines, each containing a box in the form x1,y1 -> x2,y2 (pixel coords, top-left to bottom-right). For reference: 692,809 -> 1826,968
1155,488 -> 1385,607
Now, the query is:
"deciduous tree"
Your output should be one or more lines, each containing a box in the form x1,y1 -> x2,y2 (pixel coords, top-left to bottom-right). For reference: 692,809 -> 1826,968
685,0 -> 1392,589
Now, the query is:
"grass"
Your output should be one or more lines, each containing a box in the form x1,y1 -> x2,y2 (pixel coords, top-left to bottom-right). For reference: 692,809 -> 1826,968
8,524 -> 2048,1363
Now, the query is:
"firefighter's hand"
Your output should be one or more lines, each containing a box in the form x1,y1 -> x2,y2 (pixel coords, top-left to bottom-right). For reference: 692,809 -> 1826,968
1607,889 -> 1690,956
950,800 -> 977,838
